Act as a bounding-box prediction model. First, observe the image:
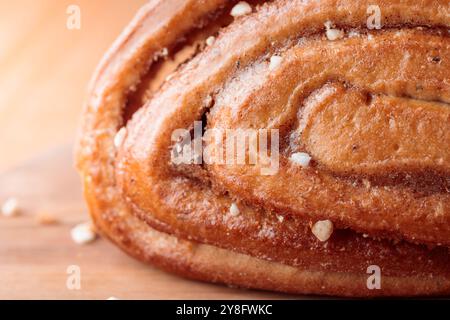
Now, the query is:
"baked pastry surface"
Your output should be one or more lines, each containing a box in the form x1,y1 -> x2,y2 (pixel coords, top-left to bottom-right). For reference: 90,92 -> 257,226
76,0 -> 450,297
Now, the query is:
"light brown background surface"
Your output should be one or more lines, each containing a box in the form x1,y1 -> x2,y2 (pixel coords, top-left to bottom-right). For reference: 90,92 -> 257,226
0,0 -> 147,172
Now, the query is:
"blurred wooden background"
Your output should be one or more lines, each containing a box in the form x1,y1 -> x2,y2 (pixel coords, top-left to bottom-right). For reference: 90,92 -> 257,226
0,0 -> 147,172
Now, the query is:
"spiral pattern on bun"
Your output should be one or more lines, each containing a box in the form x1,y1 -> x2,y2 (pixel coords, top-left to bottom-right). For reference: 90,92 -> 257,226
76,0 -> 450,296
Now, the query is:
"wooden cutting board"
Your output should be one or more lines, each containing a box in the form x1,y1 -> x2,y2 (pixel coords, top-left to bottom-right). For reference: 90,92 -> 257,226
0,145 -> 293,300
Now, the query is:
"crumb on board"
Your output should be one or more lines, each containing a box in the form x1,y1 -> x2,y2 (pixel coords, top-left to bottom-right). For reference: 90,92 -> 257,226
1,197 -> 20,217
71,222 -> 97,245
36,211 -> 59,225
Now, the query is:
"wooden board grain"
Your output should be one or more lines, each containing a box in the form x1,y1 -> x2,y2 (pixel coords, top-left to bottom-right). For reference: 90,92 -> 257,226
0,145 -> 293,300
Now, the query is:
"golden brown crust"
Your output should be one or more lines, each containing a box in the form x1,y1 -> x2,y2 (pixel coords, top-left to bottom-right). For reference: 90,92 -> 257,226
76,0 -> 450,297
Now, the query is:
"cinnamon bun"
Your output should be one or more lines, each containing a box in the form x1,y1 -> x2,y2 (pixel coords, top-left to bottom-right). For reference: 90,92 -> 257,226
76,0 -> 450,297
